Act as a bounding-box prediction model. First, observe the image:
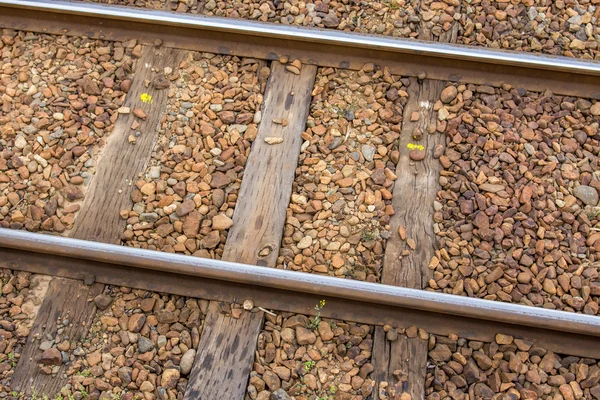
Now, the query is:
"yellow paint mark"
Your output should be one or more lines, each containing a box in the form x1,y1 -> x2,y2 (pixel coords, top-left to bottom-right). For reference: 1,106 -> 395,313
407,143 -> 424,151
140,93 -> 153,104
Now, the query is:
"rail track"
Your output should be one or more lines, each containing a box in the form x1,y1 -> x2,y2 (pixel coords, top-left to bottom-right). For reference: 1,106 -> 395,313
1,1 -> 600,399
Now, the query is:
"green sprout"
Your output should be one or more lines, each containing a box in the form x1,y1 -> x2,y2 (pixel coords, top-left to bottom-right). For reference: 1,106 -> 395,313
8,352 -> 16,367
307,300 -> 326,330
304,360 -> 316,373
362,231 -> 375,241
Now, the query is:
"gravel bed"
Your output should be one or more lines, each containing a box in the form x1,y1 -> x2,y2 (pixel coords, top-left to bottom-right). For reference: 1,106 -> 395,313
426,332 -> 600,400
276,65 -> 406,282
0,269 -> 49,396
432,83 -> 600,314
121,53 -> 268,258
35,286 -> 207,400
456,0 -> 600,60
247,307 -> 376,400
0,30 -> 136,234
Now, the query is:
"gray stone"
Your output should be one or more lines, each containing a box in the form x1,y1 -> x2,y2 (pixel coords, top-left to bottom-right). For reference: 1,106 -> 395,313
361,145 -> 375,162
568,15 -> 583,25
574,185 -> 599,206
118,366 -> 133,385
204,0 -> 216,10
140,212 -> 159,223
524,143 -> 535,156
93,294 -> 113,311
84,274 -> 95,285
180,349 -> 196,375
23,125 -> 38,135
322,12 -> 340,28
157,387 -> 168,400
271,389 -> 291,400
138,336 -> 155,353
39,340 -> 54,351
349,152 -> 360,162
73,347 -> 85,356
157,335 -> 168,348
527,7 -> 538,21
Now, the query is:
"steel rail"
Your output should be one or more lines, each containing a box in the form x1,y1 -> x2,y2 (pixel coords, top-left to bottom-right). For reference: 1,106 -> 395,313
3,0 -> 600,76
1,0 -> 599,99
0,228 -> 599,358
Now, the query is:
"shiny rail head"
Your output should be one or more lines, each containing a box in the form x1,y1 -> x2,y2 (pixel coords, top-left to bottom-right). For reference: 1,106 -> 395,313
2,0 -> 600,76
0,228 -> 598,338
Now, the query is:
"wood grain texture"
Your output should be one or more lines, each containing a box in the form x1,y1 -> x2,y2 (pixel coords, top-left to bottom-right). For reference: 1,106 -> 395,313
71,46 -> 184,243
371,8 -> 462,393
223,61 -> 317,267
371,77 -> 445,400
184,62 -> 317,400
372,327 -> 428,399
11,46 -> 186,396
11,278 -> 103,395
184,302 -> 264,400
382,77 -> 445,290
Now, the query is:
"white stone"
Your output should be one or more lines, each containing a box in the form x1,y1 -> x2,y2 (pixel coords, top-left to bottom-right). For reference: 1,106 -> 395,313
14,136 -> 27,149
297,236 -> 312,249
33,154 -> 48,167
149,166 -> 161,179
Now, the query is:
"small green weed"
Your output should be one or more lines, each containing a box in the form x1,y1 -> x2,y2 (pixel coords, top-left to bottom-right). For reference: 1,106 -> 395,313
362,231 -> 375,241
8,352 -> 16,367
77,369 -> 93,378
307,300 -> 326,330
586,207 -> 600,220
304,360 -> 316,373
384,0 -> 400,9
